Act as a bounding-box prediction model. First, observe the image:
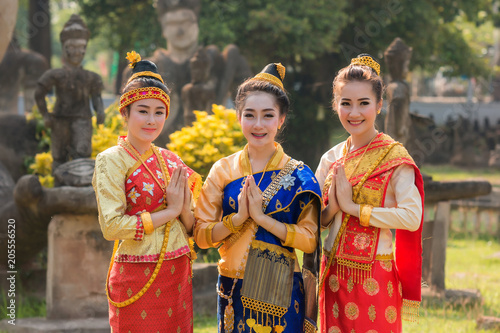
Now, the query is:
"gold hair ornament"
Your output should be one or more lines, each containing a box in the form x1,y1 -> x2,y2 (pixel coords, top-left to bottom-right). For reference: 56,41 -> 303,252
126,71 -> 165,85
119,87 -> 170,117
350,56 -> 381,76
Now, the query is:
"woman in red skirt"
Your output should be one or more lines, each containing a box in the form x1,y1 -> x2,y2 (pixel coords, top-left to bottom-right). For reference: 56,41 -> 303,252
316,54 -> 424,333
93,51 -> 201,332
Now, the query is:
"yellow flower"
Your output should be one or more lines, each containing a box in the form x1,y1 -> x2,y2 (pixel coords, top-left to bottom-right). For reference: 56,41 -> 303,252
126,51 -> 141,68
168,104 -> 246,178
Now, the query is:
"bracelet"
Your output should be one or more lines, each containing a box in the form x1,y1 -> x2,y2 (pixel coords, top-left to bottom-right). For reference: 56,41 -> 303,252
359,204 -> 373,227
222,213 -> 242,233
141,212 -> 155,235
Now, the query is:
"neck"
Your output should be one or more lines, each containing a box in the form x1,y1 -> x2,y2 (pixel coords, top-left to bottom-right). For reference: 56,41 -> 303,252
167,43 -> 198,64
127,136 -> 151,156
247,143 -> 277,173
350,129 -> 379,151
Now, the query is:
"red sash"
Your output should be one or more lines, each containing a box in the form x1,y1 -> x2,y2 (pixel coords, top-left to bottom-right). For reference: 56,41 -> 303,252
322,133 -> 424,319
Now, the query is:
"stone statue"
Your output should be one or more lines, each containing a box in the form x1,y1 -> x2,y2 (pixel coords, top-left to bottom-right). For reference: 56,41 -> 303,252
35,14 -> 105,172
0,171 -> 98,268
0,36 -> 49,114
181,47 -> 216,125
0,0 -> 17,62
384,38 -> 412,147
124,0 -> 251,144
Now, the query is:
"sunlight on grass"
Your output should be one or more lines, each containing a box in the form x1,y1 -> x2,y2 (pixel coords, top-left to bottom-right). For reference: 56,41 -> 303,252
421,164 -> 500,187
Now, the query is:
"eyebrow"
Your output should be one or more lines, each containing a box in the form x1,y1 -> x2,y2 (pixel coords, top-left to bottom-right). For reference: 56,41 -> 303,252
137,104 -> 166,109
340,97 -> 371,101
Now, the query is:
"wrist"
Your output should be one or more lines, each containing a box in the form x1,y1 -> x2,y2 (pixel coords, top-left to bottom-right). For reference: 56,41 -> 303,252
232,213 -> 246,227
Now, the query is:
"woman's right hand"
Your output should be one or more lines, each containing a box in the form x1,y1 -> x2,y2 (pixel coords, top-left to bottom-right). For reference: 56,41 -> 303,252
321,168 -> 340,227
165,167 -> 185,217
233,176 -> 250,227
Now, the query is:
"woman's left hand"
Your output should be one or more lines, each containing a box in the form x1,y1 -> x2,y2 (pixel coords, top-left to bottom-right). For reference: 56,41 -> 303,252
247,175 -> 265,224
181,170 -> 192,216
335,164 -> 359,217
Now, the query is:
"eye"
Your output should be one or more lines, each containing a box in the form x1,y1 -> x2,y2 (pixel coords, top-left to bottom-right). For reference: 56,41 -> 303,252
264,113 -> 275,118
244,113 -> 254,118
341,101 -> 350,106
360,101 -> 370,105
156,110 -> 165,116
138,109 -> 148,114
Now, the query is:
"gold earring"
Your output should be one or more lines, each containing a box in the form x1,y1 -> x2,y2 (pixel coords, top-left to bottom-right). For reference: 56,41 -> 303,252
377,109 -> 381,114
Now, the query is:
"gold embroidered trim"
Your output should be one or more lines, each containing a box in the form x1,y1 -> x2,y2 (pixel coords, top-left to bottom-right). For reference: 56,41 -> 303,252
206,222 -> 218,246
336,257 -> 372,284
119,87 -> 170,115
251,240 -> 296,259
222,213 -> 243,233
350,56 -> 381,75
284,224 -> 297,247
402,299 -> 420,322
241,296 -> 288,318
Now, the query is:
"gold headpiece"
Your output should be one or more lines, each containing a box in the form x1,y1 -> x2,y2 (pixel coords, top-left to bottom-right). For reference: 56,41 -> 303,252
350,56 -> 380,76
125,51 -> 165,84
251,63 -> 286,91
119,87 -> 170,118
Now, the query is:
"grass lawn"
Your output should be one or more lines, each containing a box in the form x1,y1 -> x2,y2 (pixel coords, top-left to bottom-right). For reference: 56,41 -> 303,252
421,164 -> 500,187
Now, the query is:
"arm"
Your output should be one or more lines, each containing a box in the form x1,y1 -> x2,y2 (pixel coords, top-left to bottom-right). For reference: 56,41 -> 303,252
247,175 -> 319,253
92,152 -> 147,241
91,75 -> 105,125
193,163 -> 225,249
360,165 -> 422,231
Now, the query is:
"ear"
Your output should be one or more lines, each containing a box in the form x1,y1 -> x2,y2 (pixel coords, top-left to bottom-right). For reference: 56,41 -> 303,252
278,115 -> 286,129
377,99 -> 383,112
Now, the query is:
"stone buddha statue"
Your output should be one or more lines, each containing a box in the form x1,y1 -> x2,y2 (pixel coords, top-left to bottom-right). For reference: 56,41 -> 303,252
124,0 -> 251,145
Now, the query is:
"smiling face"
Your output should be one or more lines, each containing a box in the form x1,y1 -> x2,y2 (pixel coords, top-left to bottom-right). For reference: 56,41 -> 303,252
238,91 -> 285,151
124,98 -> 167,151
335,80 -> 382,144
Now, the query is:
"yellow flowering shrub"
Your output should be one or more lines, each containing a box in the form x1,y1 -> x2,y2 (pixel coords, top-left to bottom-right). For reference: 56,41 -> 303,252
28,152 -> 54,187
168,104 -> 246,178
92,101 -> 127,158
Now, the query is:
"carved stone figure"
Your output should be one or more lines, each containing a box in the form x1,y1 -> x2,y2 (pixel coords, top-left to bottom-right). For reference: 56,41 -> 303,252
384,38 -> 413,147
181,47 -> 216,125
0,173 -> 97,268
0,36 -> 49,114
124,0 -> 251,144
35,14 -> 105,172
0,0 -> 17,62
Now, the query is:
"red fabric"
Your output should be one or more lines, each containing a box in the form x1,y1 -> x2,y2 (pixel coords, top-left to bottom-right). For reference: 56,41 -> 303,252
108,256 -> 193,332
319,256 -> 402,333
395,165 -> 424,303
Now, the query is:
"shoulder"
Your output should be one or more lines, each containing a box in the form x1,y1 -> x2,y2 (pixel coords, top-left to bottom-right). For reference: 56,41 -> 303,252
95,145 -> 128,165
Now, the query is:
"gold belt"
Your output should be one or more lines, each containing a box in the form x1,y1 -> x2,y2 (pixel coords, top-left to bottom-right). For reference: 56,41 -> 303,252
322,248 -> 393,261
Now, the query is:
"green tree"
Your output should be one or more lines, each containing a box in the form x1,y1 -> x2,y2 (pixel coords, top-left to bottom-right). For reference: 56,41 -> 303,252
77,0 -> 163,93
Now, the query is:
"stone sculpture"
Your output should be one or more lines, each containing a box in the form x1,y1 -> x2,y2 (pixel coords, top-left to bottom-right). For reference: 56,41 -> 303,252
0,36 -> 49,114
124,0 -> 251,144
181,47 -> 216,125
384,38 -> 413,147
35,14 -> 105,172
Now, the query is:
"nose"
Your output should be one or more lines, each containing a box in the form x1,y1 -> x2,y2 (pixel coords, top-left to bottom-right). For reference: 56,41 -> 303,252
350,105 -> 361,117
147,113 -> 155,125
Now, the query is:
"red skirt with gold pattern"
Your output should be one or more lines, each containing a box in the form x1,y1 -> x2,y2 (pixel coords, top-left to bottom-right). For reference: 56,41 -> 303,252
108,255 -> 193,333
319,255 -> 402,333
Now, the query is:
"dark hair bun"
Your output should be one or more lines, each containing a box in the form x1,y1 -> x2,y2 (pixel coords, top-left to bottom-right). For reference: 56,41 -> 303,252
132,60 -> 160,75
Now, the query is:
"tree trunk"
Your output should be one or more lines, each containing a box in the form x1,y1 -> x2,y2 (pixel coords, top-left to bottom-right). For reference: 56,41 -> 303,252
28,0 -> 51,67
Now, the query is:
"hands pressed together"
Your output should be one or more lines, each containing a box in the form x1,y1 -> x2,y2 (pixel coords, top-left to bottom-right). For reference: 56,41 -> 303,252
321,163 -> 359,227
164,166 -> 194,231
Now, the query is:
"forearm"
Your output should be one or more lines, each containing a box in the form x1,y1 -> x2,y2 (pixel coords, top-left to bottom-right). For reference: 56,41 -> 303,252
254,214 -> 287,242
321,204 -> 339,228
211,212 -> 246,243
179,209 -> 195,234
150,206 -> 182,229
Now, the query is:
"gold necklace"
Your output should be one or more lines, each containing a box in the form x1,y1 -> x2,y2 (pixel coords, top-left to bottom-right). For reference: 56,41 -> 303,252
342,133 -> 378,180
